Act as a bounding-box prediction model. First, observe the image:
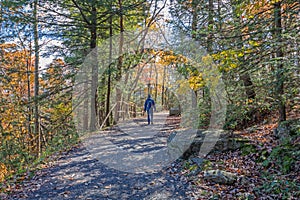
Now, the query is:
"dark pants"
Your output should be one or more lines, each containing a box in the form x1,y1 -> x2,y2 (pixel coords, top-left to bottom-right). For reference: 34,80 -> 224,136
146,108 -> 154,124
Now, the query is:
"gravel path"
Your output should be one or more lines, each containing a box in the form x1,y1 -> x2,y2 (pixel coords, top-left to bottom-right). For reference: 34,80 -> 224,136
7,113 -> 193,200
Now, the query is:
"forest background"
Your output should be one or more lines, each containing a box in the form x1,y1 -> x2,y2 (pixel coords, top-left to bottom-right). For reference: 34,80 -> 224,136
0,0 -> 299,198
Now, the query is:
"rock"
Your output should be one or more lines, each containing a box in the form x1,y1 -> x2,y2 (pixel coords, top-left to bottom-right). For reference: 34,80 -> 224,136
180,130 -> 208,159
167,131 -> 177,143
181,130 -> 248,159
190,157 -> 204,167
274,119 -> 300,141
239,175 -> 249,185
168,130 -> 251,160
203,169 -> 237,185
167,129 -> 196,160
169,107 -> 181,116
274,124 -> 290,140
188,157 -> 204,175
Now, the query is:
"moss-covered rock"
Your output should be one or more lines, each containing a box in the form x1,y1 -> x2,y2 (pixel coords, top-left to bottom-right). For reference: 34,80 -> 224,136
181,130 -> 251,159
203,169 -> 237,185
274,118 -> 300,141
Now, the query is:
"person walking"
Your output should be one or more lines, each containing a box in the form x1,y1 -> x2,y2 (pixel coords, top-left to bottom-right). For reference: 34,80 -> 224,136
144,94 -> 156,125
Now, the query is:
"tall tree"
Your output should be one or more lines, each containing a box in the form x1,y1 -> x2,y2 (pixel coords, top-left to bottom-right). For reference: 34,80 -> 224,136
105,12 -> 113,126
33,0 -> 41,156
273,1 -> 286,122
89,1 -> 98,131
231,0 -> 256,100
114,0 -> 124,122
191,0 -> 199,39
207,0 -> 214,53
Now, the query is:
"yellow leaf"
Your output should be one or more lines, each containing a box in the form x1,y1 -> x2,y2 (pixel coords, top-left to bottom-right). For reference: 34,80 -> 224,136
0,163 -> 8,182
249,40 -> 259,47
230,63 -> 237,69
202,55 -> 213,64
270,0 -> 280,4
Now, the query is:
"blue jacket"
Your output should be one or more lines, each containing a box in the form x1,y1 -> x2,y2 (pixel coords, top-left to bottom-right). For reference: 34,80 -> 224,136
144,98 -> 155,112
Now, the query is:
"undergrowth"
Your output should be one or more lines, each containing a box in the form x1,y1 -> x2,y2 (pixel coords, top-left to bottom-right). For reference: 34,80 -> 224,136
0,130 -> 79,193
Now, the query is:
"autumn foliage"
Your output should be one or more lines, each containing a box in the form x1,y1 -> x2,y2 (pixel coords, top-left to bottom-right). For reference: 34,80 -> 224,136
0,43 -> 76,183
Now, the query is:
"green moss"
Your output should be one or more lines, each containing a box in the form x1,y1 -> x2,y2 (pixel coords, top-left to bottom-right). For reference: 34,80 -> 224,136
241,143 -> 257,155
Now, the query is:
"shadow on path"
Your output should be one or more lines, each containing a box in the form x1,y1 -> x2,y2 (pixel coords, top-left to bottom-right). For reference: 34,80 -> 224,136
8,112 -> 191,200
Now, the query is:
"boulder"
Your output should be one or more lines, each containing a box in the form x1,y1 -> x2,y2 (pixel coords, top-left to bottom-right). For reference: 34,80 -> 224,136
181,130 -> 249,159
167,129 -> 251,160
203,169 -> 237,185
167,130 -> 196,161
274,119 -> 300,141
169,107 -> 181,116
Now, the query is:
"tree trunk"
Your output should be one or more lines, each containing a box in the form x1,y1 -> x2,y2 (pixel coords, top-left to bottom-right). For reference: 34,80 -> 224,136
26,42 -> 32,150
274,2 -> 286,122
149,63 -> 153,94
106,15 -> 113,126
115,0 -> 124,122
191,0 -> 199,39
232,0 -> 256,100
89,5 -> 98,131
162,66 -> 166,108
154,64 -> 158,102
126,64 -> 146,111
241,73 -> 255,100
207,0 -> 214,53
33,0 -> 41,157
83,75 -> 89,131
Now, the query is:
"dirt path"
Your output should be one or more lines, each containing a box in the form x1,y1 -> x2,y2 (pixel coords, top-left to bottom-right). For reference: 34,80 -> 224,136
7,112 -> 193,200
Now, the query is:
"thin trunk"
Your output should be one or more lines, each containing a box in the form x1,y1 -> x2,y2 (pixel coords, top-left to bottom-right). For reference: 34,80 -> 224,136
33,0 -> 40,157
126,65 -> 146,107
148,63 -> 153,95
89,5 -> 98,131
232,0 -> 256,100
207,0 -> 214,53
106,15 -> 113,126
217,0 -> 222,31
162,66 -> 166,108
83,77 -> 89,131
115,0 -> 124,122
154,64 -> 158,102
123,69 -> 130,120
191,0 -> 199,39
274,2 -> 286,122
26,42 -> 32,149
191,0 -> 202,107
115,87 -> 122,123
241,73 -> 255,99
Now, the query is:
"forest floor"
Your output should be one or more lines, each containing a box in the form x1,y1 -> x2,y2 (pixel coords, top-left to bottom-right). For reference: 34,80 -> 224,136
2,112 -> 299,199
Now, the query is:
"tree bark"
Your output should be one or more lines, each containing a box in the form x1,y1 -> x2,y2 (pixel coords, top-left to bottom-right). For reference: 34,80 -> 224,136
191,0 -> 199,39
89,4 -> 98,131
274,2 -> 286,122
25,41 -> 33,151
106,15 -> 113,126
162,66 -> 166,108
115,0 -> 124,122
232,0 -> 256,100
83,75 -> 89,131
241,73 -> 255,100
33,0 -> 41,157
207,0 -> 214,53
154,64 -> 158,101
